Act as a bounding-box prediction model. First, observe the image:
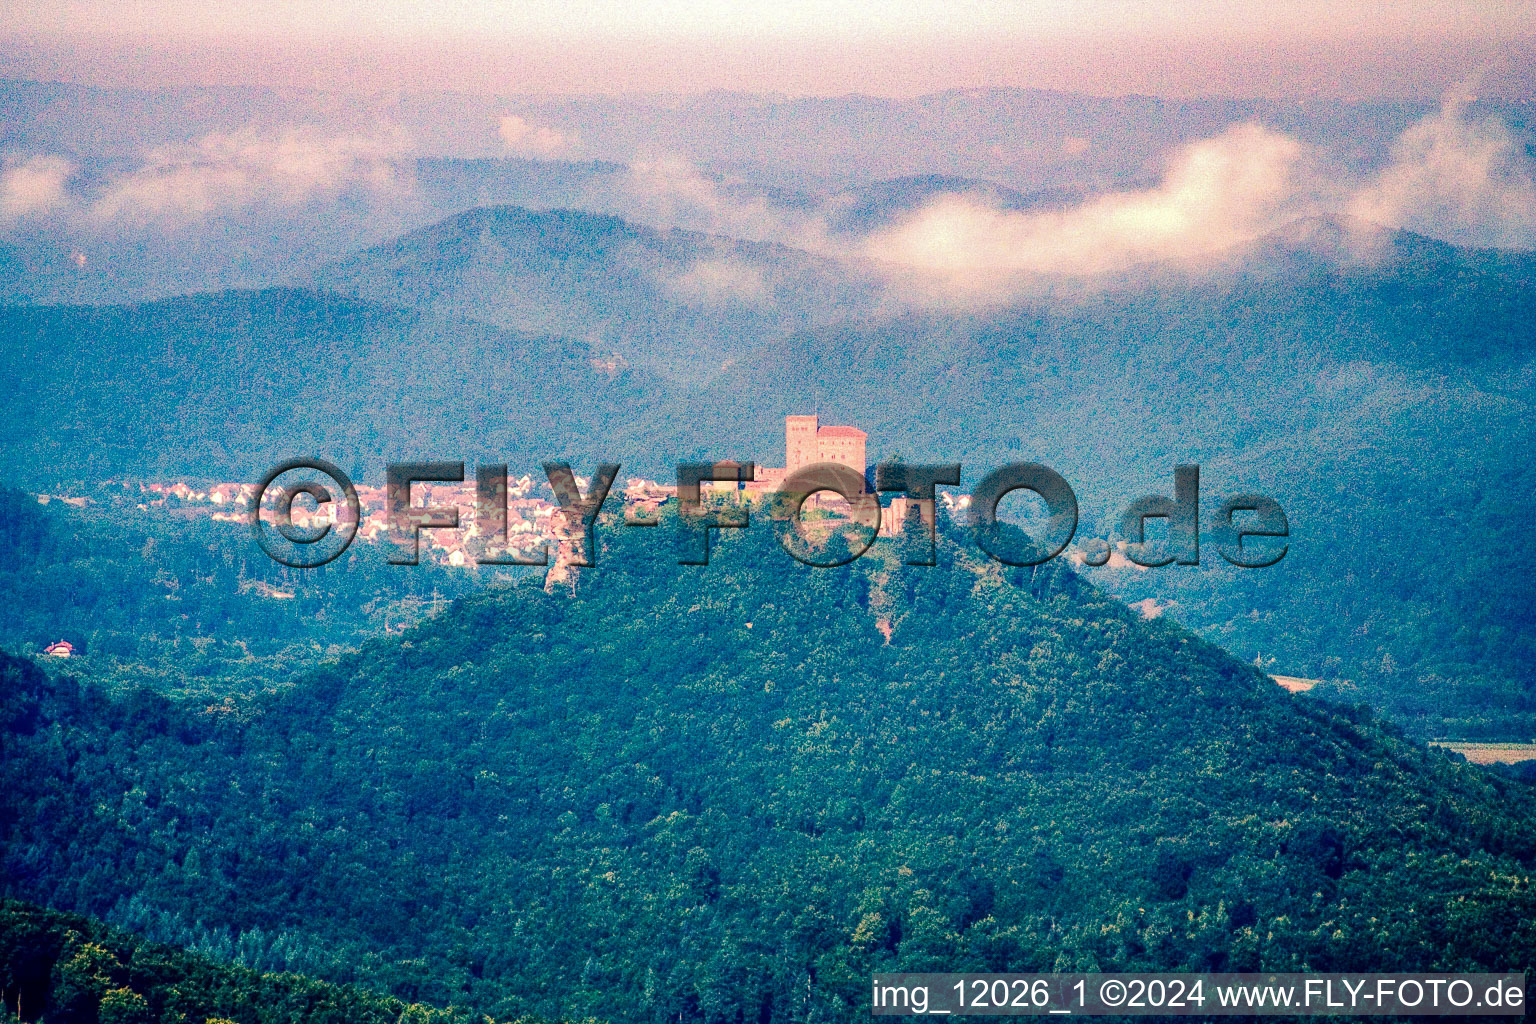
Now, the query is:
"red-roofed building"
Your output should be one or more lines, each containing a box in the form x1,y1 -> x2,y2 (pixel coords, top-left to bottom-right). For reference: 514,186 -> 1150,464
814,423 -> 867,478
43,639 -> 75,658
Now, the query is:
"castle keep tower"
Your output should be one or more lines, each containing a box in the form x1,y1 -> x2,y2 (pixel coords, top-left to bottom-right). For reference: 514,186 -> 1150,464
785,415 -> 819,473
755,414 -> 869,492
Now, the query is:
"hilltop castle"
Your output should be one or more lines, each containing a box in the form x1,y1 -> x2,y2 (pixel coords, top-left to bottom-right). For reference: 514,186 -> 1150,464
755,415 -> 867,490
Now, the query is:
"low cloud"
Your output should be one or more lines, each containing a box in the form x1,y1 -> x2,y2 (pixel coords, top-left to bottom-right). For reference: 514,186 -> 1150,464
861,99 -> 1536,302
498,115 -> 573,159
8,94 -> 1528,306
863,123 -> 1322,294
0,155 -> 75,222
89,127 -> 410,227
662,258 -> 771,306
1349,96 -> 1536,249
624,156 -> 833,252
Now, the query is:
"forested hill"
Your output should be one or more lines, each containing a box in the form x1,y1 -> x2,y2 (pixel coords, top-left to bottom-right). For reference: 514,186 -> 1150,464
3,515 -> 1534,1024
311,205 -> 875,380
0,287 -> 662,487
0,899 -> 540,1024
7,228 -> 1535,739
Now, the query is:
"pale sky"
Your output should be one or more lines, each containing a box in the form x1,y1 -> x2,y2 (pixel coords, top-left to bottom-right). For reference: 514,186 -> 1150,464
2,0 -> 1534,97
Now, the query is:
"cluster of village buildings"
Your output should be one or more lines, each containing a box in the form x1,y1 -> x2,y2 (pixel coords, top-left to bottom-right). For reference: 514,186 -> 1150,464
111,416 -> 961,569
38,418 -> 989,593
31,418 -> 1303,694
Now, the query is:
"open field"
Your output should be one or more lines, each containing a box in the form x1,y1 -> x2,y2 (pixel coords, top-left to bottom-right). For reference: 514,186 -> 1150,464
1272,675 -> 1320,693
1429,742 -> 1536,765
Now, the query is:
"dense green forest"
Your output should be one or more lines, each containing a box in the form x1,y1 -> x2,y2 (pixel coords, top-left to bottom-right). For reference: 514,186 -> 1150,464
4,514 -> 1533,1024
0,899 -> 552,1024
3,214 -> 1533,739
5,77 -> 1535,1024
0,289 -> 662,487
678,234 -> 1536,740
0,486 -> 497,698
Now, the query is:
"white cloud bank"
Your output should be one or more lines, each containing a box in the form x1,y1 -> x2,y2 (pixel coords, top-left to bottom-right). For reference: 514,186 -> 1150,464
4,96 -> 1530,305
1349,97 -> 1536,249
88,128 -> 410,227
613,99 -> 1536,307
498,115 -> 573,158
865,123 -> 1318,291
0,155 -> 75,223
625,156 -> 832,251
863,99 -> 1536,300
1,128 -> 411,231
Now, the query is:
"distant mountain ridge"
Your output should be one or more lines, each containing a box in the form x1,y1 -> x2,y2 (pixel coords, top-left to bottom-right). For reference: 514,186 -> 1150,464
313,205 -> 878,380
823,174 -> 1100,234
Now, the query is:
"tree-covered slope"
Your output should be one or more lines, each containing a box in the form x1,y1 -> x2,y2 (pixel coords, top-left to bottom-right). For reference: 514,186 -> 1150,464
3,515 -> 1533,1024
0,899 -> 545,1024
620,237 -> 1536,738
0,486 -> 488,698
312,206 -> 874,380
0,287 -> 665,487
5,223 -> 1535,737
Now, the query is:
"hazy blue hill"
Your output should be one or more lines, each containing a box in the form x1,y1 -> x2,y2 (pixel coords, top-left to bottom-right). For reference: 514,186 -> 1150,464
0,286 -> 668,486
631,225 -> 1536,460
1220,218 -> 1536,363
419,155 -> 627,184
414,157 -> 822,230
312,205 -> 876,379
2,517 -> 1533,1023
482,87 -> 1454,192
0,79 -> 307,157
0,234 -> 95,306
2,79 -> 1471,191
414,156 -> 628,214
823,174 -> 1098,234
0,241 -> 21,302
825,175 -> 1031,232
